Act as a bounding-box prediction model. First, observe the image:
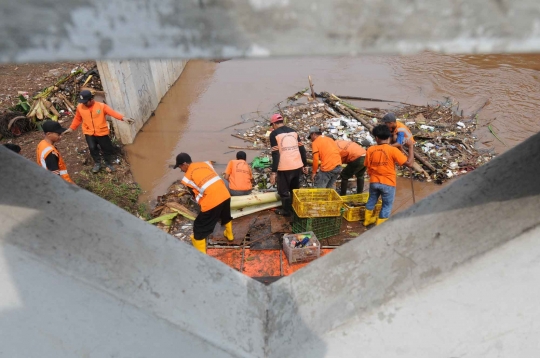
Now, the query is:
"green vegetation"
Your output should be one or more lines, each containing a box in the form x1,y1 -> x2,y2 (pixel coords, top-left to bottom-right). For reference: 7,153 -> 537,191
76,170 -> 147,217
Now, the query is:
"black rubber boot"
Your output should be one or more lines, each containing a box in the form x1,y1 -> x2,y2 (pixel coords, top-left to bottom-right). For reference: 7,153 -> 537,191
104,162 -> 116,172
92,162 -> 101,174
275,198 -> 292,217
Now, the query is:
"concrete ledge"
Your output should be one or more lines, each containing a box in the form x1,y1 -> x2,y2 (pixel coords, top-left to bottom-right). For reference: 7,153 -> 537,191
0,148 -> 267,358
1,0 -> 540,63
267,132 -> 540,357
2,131 -> 540,356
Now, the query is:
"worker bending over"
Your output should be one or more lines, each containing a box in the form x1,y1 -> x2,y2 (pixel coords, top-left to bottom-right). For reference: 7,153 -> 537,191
308,126 -> 342,189
382,112 -> 415,149
64,90 -> 134,173
174,153 -> 233,254
36,120 -> 74,184
364,125 -> 414,226
224,151 -> 254,196
335,139 -> 367,195
269,113 -> 308,217
382,112 -> 430,177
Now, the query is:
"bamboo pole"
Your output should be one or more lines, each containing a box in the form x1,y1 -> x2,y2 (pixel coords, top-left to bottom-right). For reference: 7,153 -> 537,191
231,201 -> 282,219
230,192 -> 281,210
228,146 -> 266,151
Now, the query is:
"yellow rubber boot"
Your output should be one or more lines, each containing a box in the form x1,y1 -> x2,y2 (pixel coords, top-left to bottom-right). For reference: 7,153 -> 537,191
376,217 -> 388,226
363,209 -> 377,226
223,221 -> 234,242
191,235 -> 207,254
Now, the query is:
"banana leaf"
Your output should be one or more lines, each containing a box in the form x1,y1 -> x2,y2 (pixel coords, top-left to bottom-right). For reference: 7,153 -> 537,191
147,212 -> 178,224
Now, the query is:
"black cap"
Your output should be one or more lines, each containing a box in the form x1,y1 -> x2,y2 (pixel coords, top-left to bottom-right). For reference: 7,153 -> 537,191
382,113 -> 397,123
173,152 -> 192,169
42,120 -> 67,134
78,90 -> 94,104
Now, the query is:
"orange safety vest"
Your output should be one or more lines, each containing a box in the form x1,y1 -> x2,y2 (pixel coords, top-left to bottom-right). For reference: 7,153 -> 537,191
181,162 -> 230,212
225,160 -> 253,191
335,140 -> 366,164
70,102 -> 124,136
394,121 -> 415,145
36,140 -> 74,183
273,131 -> 303,171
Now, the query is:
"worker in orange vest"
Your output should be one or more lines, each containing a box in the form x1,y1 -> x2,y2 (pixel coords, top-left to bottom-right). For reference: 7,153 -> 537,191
382,112 -> 415,149
382,112 -> 430,178
224,151 -> 254,196
307,126 -> 342,189
269,113 -> 308,217
335,139 -> 367,195
35,120 -> 74,184
63,90 -> 134,173
174,152 -> 233,254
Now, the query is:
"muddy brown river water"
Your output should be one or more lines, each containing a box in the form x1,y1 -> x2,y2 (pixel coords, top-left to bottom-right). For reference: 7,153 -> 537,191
125,53 -> 540,211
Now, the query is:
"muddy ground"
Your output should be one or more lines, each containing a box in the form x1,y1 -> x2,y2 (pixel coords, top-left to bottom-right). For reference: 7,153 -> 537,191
0,62 -> 145,217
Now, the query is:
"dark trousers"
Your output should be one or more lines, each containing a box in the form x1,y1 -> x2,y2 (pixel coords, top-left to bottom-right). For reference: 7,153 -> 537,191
340,156 -> 367,195
277,168 -> 302,200
193,198 -> 232,240
85,134 -> 115,164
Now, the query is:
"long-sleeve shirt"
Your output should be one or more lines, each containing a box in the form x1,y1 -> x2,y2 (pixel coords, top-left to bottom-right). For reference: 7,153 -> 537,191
70,101 -> 124,136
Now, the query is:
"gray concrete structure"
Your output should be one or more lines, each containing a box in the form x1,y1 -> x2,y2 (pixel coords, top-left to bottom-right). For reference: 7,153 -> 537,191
1,0 -> 540,63
96,60 -> 187,143
2,126 -> 540,356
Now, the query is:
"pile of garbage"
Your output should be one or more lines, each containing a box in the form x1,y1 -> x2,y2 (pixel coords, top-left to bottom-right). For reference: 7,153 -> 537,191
148,181 -> 197,242
148,84 -> 496,239
0,65 -> 102,139
230,89 -> 494,185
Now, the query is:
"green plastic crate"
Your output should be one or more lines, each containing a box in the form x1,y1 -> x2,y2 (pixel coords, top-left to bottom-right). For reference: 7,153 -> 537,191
292,210 -> 342,239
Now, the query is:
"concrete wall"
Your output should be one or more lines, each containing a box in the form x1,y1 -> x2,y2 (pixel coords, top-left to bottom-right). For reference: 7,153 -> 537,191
266,130 -> 540,357
1,0 -> 540,63
0,149 -> 267,358
96,59 -> 187,144
2,129 -> 540,357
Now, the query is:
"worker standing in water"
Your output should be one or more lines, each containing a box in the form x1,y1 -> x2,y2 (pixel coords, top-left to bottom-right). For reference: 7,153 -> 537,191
335,139 -> 367,195
269,113 -> 308,217
174,152 -> 233,254
364,125 -> 414,226
224,151 -> 254,196
36,120 -> 74,184
307,126 -> 342,189
63,90 -> 134,173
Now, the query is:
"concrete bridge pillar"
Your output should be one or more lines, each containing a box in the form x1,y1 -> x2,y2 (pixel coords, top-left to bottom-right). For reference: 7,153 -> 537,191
96,60 -> 187,144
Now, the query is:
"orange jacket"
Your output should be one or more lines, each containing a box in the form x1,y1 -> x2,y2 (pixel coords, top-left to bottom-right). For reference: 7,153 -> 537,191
181,162 -> 230,212
312,136 -> 342,173
70,101 -> 124,136
225,160 -> 253,191
335,140 -> 366,164
36,140 -> 74,183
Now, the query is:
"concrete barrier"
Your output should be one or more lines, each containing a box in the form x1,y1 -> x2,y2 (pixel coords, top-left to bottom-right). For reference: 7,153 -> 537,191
0,148 -> 267,358
1,0 -> 540,63
97,59 -> 187,144
2,131 -> 540,356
